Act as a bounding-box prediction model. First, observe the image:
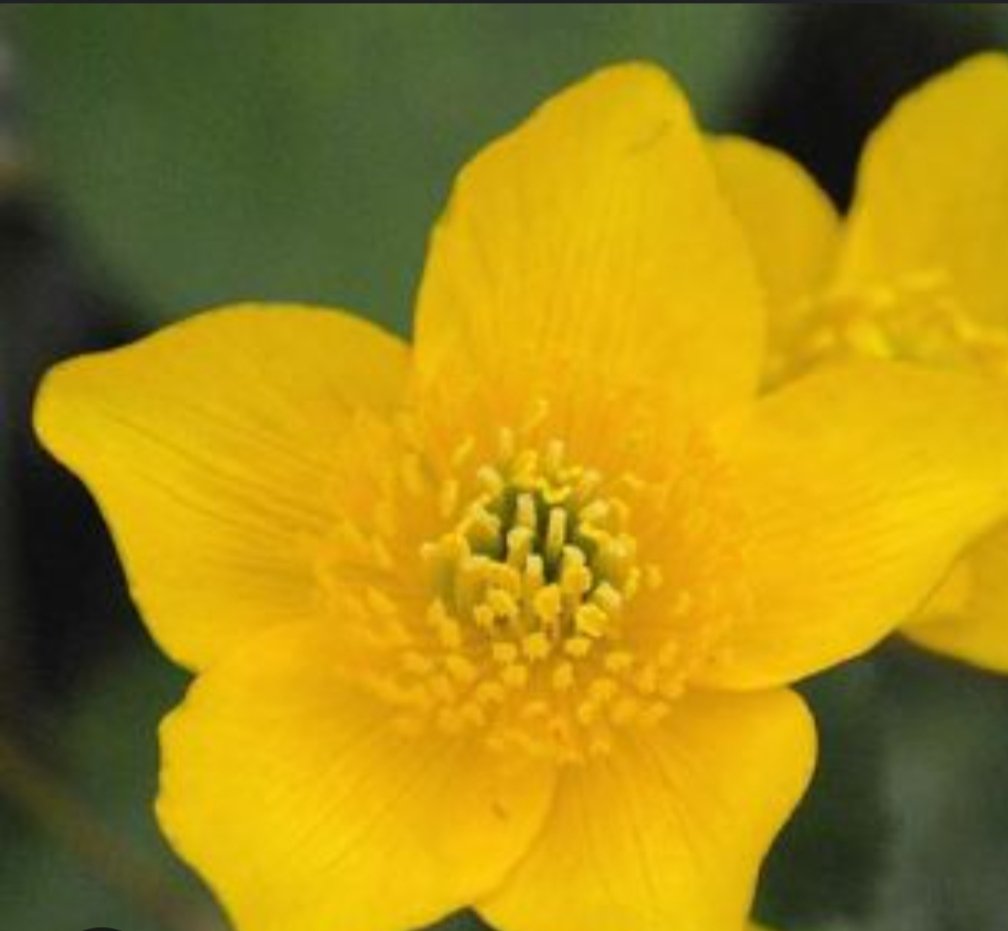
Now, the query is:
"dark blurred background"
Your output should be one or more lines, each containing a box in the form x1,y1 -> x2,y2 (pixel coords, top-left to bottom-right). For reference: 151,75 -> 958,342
2,6 -> 1008,931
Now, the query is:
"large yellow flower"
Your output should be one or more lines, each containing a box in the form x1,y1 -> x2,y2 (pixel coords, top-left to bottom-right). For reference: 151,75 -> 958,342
715,52 -> 1008,673
35,64 -> 1008,931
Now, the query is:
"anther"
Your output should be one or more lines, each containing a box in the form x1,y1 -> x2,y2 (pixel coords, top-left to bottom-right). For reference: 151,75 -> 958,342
506,526 -> 533,567
591,582 -> 623,615
544,439 -> 565,473
522,631 -> 552,661
477,466 -> 505,496
516,493 -> 537,530
545,507 -> 568,563
533,585 -> 562,629
574,603 -> 608,638
564,635 -> 593,658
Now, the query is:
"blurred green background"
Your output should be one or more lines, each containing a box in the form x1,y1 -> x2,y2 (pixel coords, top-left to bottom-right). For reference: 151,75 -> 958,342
2,5 -> 1008,931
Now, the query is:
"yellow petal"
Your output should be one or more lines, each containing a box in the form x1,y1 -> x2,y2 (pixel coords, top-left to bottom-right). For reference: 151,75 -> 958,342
34,305 -> 410,670
158,621 -> 556,931
414,63 -> 764,422
479,689 -> 814,931
709,135 -> 839,375
836,53 -> 1008,327
702,362 -> 1008,689
903,521 -> 1008,672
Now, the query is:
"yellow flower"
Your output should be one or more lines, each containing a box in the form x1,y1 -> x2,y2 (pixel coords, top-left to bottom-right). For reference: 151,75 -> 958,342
35,64 -> 1008,931
717,52 -> 1008,673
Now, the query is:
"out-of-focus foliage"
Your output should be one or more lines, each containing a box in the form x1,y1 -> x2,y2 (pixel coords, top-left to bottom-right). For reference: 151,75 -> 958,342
871,650 -> 1008,931
3,6 -> 1008,931
0,650 -> 223,930
759,660 -> 891,927
15,4 -> 783,332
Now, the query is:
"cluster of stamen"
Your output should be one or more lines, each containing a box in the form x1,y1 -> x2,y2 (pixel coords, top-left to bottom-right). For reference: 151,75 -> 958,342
393,429 -> 676,761
423,433 -> 649,656
318,403 -> 749,764
768,269 -> 1008,385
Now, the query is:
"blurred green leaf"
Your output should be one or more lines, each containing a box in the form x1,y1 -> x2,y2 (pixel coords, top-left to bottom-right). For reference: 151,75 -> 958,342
0,645 -> 225,930
0,819 -> 146,931
757,657 -> 891,929
423,910 -> 493,931
16,4 -> 784,332
868,647 -> 1008,931
759,646 -> 1008,931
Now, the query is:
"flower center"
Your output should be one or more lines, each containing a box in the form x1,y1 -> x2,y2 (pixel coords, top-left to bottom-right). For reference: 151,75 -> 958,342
422,435 -> 649,656
767,269 -> 1008,386
389,429 -> 676,762
320,404 -> 750,764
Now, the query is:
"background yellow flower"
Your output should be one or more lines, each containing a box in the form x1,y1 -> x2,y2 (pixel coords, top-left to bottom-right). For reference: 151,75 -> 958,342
719,53 -> 1008,673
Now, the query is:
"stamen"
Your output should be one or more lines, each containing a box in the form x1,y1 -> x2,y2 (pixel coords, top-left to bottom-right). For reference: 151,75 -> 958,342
773,270 -> 1008,384
545,507 -> 568,565
516,493 -> 537,531
328,418 -> 749,766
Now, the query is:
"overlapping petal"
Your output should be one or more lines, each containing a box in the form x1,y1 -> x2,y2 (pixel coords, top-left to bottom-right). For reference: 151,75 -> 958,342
836,53 -> 1008,327
700,362 -> 1008,688
479,689 -> 814,931
34,305 -> 410,670
414,63 -> 765,421
710,135 -> 839,365
158,620 -> 557,931
903,524 -> 1008,673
